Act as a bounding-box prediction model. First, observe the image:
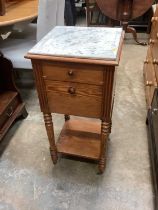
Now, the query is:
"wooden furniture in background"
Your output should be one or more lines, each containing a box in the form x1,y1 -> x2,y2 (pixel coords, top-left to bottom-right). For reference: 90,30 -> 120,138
95,0 -> 154,45
0,52 -> 28,141
26,26 -> 124,174
0,0 -> 38,26
143,5 -> 158,108
144,5 -> 158,209
86,1 -> 153,33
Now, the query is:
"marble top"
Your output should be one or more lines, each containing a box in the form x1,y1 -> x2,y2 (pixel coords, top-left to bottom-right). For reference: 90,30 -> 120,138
29,26 -> 123,60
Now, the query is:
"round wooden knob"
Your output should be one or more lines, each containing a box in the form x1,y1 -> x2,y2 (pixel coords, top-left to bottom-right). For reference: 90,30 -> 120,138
146,81 -> 153,86
68,70 -> 74,76
153,59 -> 158,65
149,39 -> 155,44
151,17 -> 158,22
68,87 -> 76,94
144,59 -> 149,64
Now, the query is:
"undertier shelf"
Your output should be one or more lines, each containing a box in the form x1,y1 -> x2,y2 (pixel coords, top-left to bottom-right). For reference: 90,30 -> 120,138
56,119 -> 101,160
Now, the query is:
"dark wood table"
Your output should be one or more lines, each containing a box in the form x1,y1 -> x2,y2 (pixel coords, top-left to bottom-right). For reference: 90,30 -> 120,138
96,0 -> 154,45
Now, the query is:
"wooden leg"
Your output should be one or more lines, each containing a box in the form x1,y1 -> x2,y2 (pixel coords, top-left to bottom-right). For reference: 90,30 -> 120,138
64,115 -> 70,121
98,121 -> 110,174
126,26 -> 147,46
43,113 -> 58,164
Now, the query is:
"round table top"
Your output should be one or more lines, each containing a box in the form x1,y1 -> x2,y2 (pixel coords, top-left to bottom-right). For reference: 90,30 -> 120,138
96,0 -> 153,21
0,0 -> 38,27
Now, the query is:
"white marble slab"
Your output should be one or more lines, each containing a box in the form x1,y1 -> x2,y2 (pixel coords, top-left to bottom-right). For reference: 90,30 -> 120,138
29,26 -> 123,60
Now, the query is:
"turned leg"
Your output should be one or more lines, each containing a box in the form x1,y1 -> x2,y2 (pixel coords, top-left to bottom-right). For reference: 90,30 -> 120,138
43,113 -> 58,164
64,115 -> 70,121
98,121 -> 110,174
126,26 -> 147,46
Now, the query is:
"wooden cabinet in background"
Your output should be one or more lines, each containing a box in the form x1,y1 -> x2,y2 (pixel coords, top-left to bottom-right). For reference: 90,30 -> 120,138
144,5 -> 158,108
0,52 -> 28,141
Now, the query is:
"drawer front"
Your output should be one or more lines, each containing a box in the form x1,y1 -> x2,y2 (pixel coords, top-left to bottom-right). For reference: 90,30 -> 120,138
144,48 -> 157,87
143,48 -> 157,107
145,85 -> 155,108
153,60 -> 158,84
42,62 -> 104,85
150,17 -> 158,41
45,80 -> 102,118
0,95 -> 19,131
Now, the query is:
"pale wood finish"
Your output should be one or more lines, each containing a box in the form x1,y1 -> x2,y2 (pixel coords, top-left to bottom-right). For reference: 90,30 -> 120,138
144,5 -> 158,108
0,0 -> 38,26
42,62 -> 104,85
28,31 -> 124,174
57,119 -> 101,160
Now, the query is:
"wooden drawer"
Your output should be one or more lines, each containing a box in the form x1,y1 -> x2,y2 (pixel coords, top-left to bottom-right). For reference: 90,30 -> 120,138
145,85 -> 156,108
45,80 -> 102,118
42,62 -> 104,85
150,16 -> 158,40
144,48 -> 157,87
153,59 -> 158,84
150,10 -> 158,59
0,92 -> 19,132
143,48 -> 157,107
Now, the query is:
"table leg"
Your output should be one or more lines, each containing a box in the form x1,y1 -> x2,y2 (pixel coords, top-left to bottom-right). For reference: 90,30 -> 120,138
43,113 -> 58,164
126,26 -> 147,46
98,121 -> 111,174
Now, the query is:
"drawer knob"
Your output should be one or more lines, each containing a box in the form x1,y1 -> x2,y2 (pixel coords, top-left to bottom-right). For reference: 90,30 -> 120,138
151,17 -> 158,22
146,81 -> 153,86
68,70 -> 74,76
68,87 -> 76,95
153,59 -> 158,65
144,59 -> 149,64
149,39 -> 155,44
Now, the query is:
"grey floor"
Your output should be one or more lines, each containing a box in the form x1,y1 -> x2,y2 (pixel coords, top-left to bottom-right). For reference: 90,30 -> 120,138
0,20 -> 154,210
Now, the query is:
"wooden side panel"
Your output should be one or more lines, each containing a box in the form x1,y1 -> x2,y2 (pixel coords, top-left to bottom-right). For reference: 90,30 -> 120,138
32,60 -> 50,113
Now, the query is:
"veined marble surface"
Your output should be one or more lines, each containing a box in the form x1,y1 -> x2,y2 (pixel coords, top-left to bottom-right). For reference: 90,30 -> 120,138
29,26 -> 123,60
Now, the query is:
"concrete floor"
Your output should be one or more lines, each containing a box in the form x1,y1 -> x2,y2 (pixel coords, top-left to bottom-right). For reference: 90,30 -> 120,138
0,34 -> 154,209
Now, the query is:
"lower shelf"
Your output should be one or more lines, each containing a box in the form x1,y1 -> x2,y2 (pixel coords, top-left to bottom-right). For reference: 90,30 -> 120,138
56,119 -> 101,160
